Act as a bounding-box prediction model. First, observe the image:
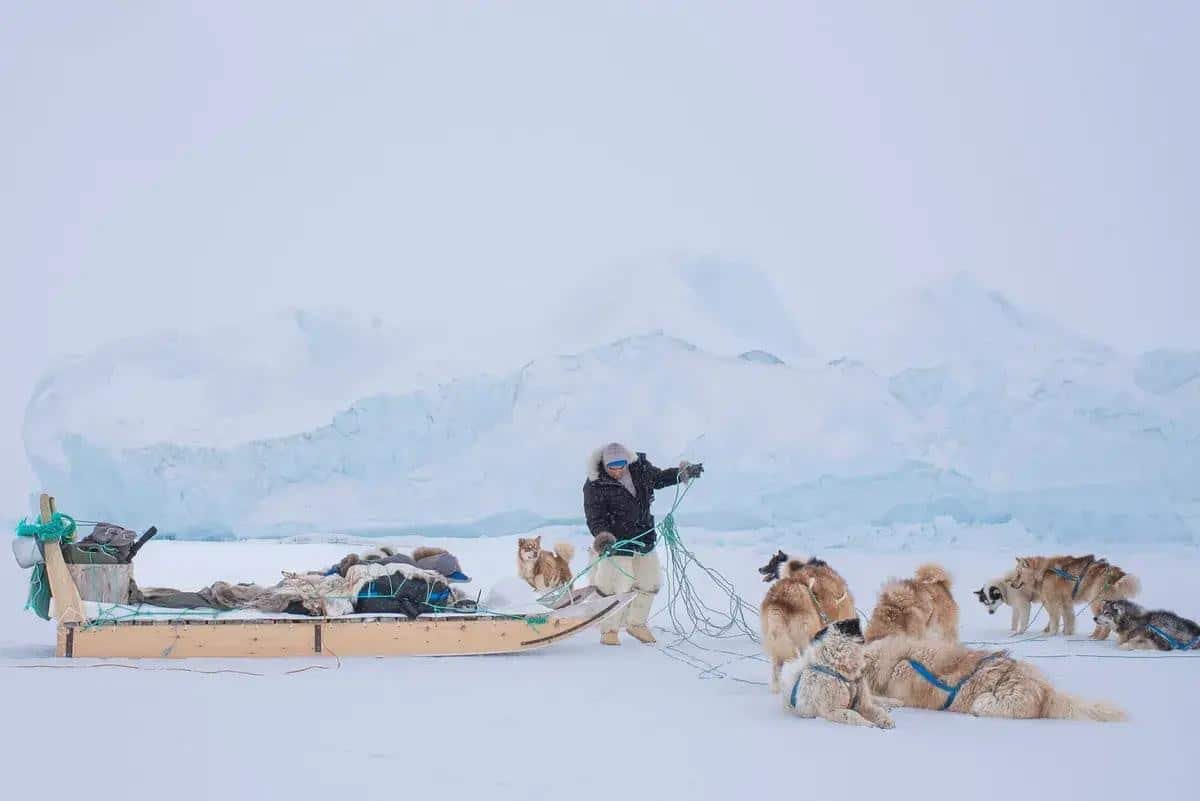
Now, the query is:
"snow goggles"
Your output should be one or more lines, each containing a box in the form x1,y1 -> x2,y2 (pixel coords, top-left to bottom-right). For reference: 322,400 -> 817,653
605,459 -> 629,469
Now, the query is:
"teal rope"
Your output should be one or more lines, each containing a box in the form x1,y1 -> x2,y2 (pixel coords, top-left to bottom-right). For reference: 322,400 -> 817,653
15,512 -> 77,542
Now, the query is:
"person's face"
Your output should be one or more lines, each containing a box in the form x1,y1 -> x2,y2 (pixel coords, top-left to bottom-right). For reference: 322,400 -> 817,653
605,463 -> 626,480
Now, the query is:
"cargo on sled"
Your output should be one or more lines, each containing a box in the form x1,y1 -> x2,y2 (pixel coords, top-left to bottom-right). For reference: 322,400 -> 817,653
14,494 -> 628,659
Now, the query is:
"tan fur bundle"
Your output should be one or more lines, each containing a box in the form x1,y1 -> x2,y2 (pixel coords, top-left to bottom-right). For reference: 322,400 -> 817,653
865,562 -> 958,643
781,624 -> 895,728
517,536 -> 575,591
864,636 -> 1125,721
760,556 -> 856,692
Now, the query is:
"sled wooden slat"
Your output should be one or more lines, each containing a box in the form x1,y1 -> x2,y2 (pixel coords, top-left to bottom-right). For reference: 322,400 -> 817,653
41,494 -> 85,624
61,620 -> 316,658
55,596 -> 628,658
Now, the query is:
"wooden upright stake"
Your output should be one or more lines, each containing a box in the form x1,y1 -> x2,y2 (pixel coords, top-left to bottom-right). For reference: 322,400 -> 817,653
40,493 -> 84,624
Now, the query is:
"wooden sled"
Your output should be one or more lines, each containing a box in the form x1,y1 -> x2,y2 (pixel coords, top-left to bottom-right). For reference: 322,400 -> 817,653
35,495 -> 627,659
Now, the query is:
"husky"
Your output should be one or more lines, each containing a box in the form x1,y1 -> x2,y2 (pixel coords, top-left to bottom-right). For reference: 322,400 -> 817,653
517,536 -> 575,591
863,636 -> 1126,721
865,563 -> 958,643
1094,600 -> 1200,651
975,568 -> 1041,634
1013,555 -> 1140,638
759,551 -> 856,692
781,619 -> 895,729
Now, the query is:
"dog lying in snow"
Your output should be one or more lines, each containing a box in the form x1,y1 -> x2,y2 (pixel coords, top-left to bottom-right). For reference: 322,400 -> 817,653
1094,600 -> 1200,651
759,551 -> 856,692
864,563 -> 958,643
975,568 -> 1041,634
1013,555 -> 1139,638
863,636 -> 1126,721
781,619 -> 895,729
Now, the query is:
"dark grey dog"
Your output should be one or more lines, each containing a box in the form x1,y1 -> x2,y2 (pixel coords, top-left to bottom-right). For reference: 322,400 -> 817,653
1094,599 -> 1200,651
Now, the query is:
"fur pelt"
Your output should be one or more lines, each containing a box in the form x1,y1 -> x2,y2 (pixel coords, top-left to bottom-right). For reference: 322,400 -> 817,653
586,445 -> 639,482
1095,599 -> 1200,651
517,536 -> 575,591
1013,555 -> 1140,638
863,636 -> 1126,721
781,620 -> 894,728
865,563 -> 958,643
760,552 -> 856,692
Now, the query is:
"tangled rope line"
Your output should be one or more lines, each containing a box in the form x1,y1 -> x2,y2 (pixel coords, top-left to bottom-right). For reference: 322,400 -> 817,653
540,476 -> 769,684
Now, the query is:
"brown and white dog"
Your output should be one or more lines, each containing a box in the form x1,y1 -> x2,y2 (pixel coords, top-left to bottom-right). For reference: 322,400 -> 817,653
759,551 -> 856,692
1013,555 -> 1140,638
975,567 -> 1041,634
864,563 -> 958,643
517,536 -> 575,591
781,619 -> 895,729
863,636 -> 1126,721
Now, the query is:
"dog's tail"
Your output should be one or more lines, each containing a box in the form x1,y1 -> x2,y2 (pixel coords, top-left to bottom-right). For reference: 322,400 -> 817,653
1043,691 -> 1127,722
553,541 -> 576,564
1108,572 -> 1140,600
914,563 -> 952,588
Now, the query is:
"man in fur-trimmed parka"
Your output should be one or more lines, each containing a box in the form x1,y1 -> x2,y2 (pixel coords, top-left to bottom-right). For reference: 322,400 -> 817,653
584,442 -> 703,645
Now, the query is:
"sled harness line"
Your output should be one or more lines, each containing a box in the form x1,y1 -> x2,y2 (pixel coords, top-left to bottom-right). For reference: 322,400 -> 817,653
907,651 -> 1007,710
789,663 -> 860,711
805,583 -> 830,625
1049,557 -> 1097,600
1147,624 -> 1200,651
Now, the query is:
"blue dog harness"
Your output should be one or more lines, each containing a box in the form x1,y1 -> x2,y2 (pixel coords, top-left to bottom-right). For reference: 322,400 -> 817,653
1147,624 -> 1200,651
906,651 -> 1007,711
1049,557 -> 1096,599
789,664 -> 860,711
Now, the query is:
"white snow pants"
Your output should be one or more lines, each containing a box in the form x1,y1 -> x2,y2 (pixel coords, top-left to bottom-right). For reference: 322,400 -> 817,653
592,549 -> 661,634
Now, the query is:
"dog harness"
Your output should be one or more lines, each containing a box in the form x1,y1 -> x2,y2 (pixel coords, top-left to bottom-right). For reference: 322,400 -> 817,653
789,664 -> 860,711
1049,557 -> 1098,599
805,584 -> 831,625
1146,624 -> 1200,651
906,651 -> 1007,711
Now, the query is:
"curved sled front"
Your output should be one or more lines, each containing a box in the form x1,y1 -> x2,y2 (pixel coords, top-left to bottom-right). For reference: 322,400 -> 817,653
57,593 -> 632,659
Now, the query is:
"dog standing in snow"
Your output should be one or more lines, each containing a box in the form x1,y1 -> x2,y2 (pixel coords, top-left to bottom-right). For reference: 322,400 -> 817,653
864,563 -> 958,643
517,536 -> 575,591
759,551 -> 856,692
863,636 -> 1126,721
781,619 -> 895,729
975,567 -> 1041,634
1013,555 -> 1139,638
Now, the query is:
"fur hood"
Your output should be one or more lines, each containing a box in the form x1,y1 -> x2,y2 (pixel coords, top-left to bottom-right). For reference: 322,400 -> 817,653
586,444 -> 639,481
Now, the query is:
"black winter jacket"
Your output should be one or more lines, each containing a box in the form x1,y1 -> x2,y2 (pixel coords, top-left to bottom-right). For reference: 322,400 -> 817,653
582,450 -> 683,554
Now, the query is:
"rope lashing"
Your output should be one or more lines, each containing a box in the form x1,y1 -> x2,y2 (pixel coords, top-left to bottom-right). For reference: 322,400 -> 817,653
15,512 -> 77,542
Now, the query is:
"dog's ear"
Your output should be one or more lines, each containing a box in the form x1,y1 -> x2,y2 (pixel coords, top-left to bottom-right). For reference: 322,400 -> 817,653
833,618 -> 863,641
812,624 -> 830,642
974,588 -> 987,601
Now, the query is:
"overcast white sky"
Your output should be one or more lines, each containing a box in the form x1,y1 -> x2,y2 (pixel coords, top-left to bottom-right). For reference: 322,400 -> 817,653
2,2 -> 1198,512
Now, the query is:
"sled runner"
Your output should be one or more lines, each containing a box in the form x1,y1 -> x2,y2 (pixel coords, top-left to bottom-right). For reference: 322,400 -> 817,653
27,495 -> 629,659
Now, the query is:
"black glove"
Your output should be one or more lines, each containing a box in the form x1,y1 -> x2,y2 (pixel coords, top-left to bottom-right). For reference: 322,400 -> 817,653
684,462 -> 704,479
592,531 -> 617,553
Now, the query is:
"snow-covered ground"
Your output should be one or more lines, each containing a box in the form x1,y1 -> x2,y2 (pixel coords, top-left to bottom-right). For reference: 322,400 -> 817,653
4,531 -> 1198,801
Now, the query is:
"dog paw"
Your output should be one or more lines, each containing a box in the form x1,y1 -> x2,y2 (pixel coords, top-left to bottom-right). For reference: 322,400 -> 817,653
876,716 -> 895,730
